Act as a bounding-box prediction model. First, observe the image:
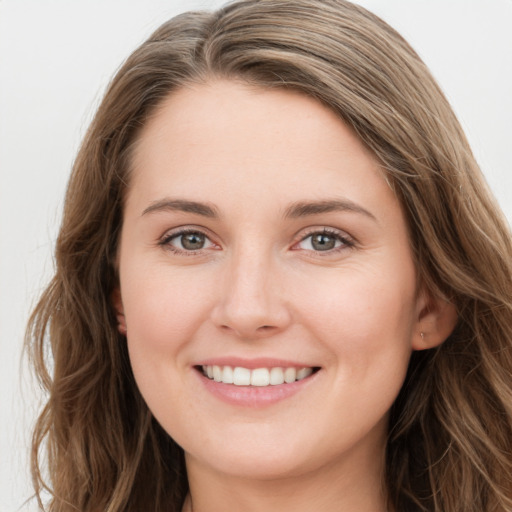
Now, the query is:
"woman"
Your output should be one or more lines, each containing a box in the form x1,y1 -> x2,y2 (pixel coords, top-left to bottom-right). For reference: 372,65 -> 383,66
26,0 -> 512,511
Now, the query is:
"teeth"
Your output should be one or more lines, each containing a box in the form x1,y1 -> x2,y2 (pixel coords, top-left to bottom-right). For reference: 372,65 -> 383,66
233,367 -> 251,386
269,367 -> 285,385
296,367 -> 313,380
222,365 -> 234,384
213,365 -> 222,382
201,365 -> 315,386
251,368 -> 270,387
284,367 -> 296,383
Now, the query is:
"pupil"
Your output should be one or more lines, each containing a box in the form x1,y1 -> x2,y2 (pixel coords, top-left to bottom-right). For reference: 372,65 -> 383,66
312,233 -> 335,251
182,233 -> 205,250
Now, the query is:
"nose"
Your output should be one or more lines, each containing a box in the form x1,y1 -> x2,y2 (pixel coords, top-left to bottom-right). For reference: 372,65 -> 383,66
211,246 -> 292,340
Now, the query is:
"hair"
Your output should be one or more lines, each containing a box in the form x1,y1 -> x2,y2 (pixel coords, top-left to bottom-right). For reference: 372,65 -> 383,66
26,0 -> 512,511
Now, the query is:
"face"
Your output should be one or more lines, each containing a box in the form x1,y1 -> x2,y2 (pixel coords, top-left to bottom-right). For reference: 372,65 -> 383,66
116,80 -> 425,483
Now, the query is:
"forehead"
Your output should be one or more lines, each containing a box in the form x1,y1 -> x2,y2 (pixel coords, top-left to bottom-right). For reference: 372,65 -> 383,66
132,79 -> 377,160
126,79 -> 399,226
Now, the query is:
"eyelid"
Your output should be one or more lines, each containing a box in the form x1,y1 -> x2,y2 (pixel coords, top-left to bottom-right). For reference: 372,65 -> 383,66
157,224 -> 355,256
291,226 -> 356,253
158,225 -> 220,254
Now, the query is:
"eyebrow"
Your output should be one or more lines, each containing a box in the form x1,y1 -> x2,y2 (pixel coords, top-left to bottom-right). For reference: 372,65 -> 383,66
142,198 -> 218,218
283,199 -> 376,221
141,197 -> 376,222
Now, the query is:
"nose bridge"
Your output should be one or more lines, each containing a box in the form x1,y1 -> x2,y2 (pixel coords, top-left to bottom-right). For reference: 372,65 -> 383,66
212,240 -> 290,337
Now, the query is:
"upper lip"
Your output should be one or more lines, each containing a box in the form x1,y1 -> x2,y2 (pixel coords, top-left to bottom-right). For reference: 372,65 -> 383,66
194,357 -> 319,369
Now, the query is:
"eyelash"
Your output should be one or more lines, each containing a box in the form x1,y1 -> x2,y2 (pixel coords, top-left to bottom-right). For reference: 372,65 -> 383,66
158,227 -> 355,256
292,228 -> 355,255
158,228 -> 218,256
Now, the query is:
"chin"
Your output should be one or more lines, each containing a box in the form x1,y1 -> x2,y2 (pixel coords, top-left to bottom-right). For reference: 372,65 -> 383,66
184,432 -> 320,481
198,452 -> 314,481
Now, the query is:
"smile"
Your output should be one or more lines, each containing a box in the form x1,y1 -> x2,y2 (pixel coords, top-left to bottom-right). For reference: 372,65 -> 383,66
200,365 -> 317,386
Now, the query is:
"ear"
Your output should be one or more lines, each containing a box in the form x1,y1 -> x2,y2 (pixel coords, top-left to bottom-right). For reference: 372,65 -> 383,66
412,288 -> 458,351
111,287 -> 127,336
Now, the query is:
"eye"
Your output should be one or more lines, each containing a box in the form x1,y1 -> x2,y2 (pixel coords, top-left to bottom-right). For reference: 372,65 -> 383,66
161,229 -> 216,253
295,229 -> 353,252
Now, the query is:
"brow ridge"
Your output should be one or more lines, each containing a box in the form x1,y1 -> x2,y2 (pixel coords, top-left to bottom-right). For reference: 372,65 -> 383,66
283,199 -> 376,220
142,197 -> 375,221
142,198 -> 218,217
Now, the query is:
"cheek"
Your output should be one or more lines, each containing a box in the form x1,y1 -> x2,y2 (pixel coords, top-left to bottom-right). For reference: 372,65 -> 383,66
292,262 -> 417,381
121,265 -> 216,359
308,273 -> 415,421
121,267 -> 215,417
297,263 -> 416,335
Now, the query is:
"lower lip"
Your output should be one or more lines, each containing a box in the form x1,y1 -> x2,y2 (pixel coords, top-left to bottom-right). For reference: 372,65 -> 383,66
196,369 -> 319,408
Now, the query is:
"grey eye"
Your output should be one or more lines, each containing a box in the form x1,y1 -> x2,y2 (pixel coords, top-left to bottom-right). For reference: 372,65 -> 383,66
297,231 -> 346,252
310,233 -> 336,251
179,232 -> 206,250
163,229 -> 216,254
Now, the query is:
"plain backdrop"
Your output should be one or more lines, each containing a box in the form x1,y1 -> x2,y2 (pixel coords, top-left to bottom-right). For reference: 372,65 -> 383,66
1,1 -> 511,510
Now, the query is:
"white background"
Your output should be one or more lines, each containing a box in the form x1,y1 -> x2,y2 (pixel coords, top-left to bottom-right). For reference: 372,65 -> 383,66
1,1 -> 511,510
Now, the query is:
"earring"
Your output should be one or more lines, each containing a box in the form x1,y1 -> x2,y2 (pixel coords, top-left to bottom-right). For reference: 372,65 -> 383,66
420,332 -> 425,341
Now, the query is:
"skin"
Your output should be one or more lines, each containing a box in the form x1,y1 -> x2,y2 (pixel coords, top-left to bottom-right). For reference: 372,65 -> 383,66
114,80 -> 455,512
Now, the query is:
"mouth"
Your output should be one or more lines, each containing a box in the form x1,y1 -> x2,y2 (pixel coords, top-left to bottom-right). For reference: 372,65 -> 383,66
196,365 -> 321,387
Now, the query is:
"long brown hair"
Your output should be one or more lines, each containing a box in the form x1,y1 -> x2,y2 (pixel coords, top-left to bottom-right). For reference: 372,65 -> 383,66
27,1 -> 512,510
